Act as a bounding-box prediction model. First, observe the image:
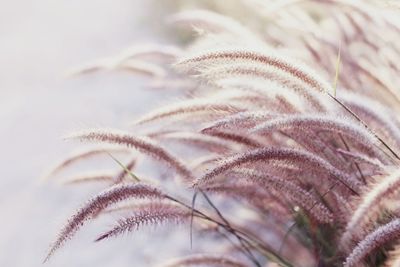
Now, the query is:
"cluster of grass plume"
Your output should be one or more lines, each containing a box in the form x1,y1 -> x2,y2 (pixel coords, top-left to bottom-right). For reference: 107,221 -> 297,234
44,1 -> 400,266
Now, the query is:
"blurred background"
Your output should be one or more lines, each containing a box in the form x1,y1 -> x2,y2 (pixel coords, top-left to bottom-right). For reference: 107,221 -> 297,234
0,0 -> 194,266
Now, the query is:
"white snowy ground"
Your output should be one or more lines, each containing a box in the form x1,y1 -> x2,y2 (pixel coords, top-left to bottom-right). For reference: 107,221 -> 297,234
0,1 -> 196,266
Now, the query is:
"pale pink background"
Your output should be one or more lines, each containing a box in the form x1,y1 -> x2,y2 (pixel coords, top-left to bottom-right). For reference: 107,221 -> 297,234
0,1 -> 193,266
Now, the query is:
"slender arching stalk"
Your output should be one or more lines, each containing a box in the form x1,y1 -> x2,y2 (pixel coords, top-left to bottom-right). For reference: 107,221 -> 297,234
164,195 -> 293,267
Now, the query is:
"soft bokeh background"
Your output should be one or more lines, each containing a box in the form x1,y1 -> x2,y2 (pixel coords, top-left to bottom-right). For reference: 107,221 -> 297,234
0,1 -> 193,266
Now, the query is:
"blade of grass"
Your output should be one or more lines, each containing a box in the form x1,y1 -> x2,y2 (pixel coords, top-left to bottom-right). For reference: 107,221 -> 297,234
107,152 -> 141,182
333,44 -> 341,97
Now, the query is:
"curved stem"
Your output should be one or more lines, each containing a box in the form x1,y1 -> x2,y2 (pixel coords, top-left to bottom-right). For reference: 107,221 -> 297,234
165,195 -> 293,267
